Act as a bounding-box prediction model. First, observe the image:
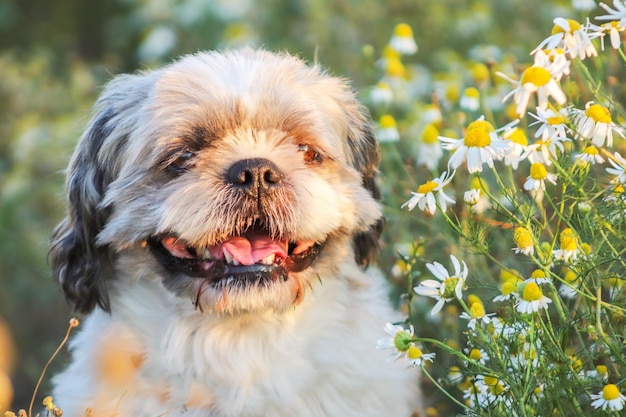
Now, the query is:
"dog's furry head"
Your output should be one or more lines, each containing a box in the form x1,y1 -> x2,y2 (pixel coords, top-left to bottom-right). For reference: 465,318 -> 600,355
50,49 -> 382,315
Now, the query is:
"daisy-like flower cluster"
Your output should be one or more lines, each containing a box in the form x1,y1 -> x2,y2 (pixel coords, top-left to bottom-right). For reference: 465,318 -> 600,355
414,254 -> 468,315
376,322 -> 435,368
370,11 -> 626,416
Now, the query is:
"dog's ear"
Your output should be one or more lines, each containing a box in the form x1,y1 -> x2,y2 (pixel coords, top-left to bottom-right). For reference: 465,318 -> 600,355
49,74 -> 151,313
346,110 -> 384,267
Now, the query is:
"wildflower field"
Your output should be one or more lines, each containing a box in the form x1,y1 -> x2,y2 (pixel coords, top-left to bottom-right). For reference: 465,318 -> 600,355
371,3 -> 626,416
2,0 -> 626,415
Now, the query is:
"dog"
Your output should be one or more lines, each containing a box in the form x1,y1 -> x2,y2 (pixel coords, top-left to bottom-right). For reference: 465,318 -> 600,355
49,49 -> 419,417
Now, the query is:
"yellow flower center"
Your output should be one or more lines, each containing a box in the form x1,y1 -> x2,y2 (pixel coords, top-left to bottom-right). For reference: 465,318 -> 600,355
464,87 -> 480,99
483,376 -> 506,396
596,365 -> 608,376
469,348 -> 483,360
467,294 -> 481,307
422,124 -> 440,144
547,114 -> 565,125
531,269 -> 547,280
559,228 -> 577,251
520,66 -> 552,87
505,127 -> 528,146
583,145 -> 599,155
514,227 -> 533,248
471,63 -> 490,84
552,18 -> 582,34
530,162 -> 548,180
500,268 -> 520,283
379,114 -> 397,129
470,301 -> 485,318
602,384 -> 621,401
522,282 -> 543,302
463,119 -> 494,147
501,280 -> 517,296
563,270 -> 577,283
382,44 -> 400,60
417,180 -> 438,195
376,81 -> 391,91
393,23 -> 414,38
442,277 -> 461,299
407,345 -> 423,359
385,58 -> 406,77
585,104 -> 612,124
467,119 -> 495,132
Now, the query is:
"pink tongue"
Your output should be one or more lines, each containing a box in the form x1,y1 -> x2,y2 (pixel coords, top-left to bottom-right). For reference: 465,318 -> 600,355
219,234 -> 288,266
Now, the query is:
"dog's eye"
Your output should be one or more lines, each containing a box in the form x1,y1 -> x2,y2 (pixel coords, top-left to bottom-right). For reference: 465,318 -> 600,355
298,145 -> 322,164
166,150 -> 195,175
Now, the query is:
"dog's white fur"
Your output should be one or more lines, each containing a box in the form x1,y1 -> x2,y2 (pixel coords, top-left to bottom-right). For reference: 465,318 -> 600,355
50,49 -> 419,416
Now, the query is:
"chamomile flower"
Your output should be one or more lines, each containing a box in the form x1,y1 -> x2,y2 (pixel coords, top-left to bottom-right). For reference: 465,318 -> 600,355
407,345 -> 436,367
558,268 -> 579,299
376,45 -> 402,72
414,254 -> 468,315
475,374 -> 510,405
552,227 -> 579,262
522,137 -> 568,167
417,124 -> 444,170
524,162 -> 558,191
376,322 -> 415,361
448,366 -> 464,383
402,170 -> 455,215
529,107 -> 570,141
370,81 -> 393,106
533,48 -> 571,81
502,126 -> 528,169
460,301 -> 495,330
532,17 -> 597,59
575,145 -> 605,165
590,384 -> 626,411
460,87 -> 481,111
515,281 -> 552,314
512,226 -> 534,255
389,23 -> 418,55
467,177 -> 491,214
463,188 -> 481,206
465,347 -> 490,366
586,364 -> 610,381
493,279 -> 519,302
526,269 -> 551,284
588,19 -> 626,50
498,62 -> 567,117
596,1 -> 626,22
606,152 -> 626,183
377,114 -> 400,142
439,117 -> 510,173
570,102 -> 624,147
463,381 -> 486,408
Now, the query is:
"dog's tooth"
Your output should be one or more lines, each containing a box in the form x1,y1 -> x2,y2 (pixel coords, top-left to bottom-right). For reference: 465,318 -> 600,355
223,249 -> 234,264
262,254 -> 275,265
203,249 -> 212,260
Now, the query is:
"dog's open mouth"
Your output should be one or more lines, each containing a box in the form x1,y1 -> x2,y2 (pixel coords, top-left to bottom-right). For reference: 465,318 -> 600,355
147,227 -> 322,286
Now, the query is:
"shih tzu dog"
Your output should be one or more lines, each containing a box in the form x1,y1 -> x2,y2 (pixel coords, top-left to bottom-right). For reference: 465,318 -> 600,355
49,49 -> 419,417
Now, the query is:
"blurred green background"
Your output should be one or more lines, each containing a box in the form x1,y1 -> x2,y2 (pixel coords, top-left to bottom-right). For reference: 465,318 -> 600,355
0,0 -> 582,410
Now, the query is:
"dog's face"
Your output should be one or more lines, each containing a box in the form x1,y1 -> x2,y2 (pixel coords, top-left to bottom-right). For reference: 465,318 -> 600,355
50,49 -> 382,314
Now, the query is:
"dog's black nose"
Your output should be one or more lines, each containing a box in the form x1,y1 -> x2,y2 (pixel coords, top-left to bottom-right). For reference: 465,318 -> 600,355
225,158 -> 284,197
